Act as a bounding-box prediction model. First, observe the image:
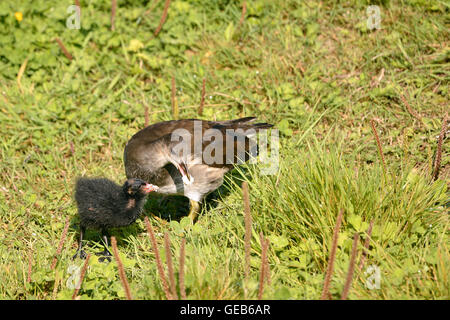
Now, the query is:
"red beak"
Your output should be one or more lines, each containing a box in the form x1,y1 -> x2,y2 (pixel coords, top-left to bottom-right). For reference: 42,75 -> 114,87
143,183 -> 159,193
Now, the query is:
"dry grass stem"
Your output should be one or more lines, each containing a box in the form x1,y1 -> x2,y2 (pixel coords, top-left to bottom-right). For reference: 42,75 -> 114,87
359,220 -> 374,270
144,104 -> 149,127
264,238 -> 271,285
51,216 -> 71,270
341,233 -> 360,300
370,68 -> 385,87
69,141 -> 75,156
242,181 -> 252,282
111,236 -> 133,300
164,232 -> 178,300
17,58 -> 28,94
320,209 -> 344,300
179,237 -> 187,300
71,253 -> 91,300
144,216 -> 172,299
75,0 -> 81,13
54,38 -> 73,60
198,77 -> 206,115
400,94 -> 422,121
370,119 -> 387,178
432,113 -> 448,181
154,0 -> 171,36
52,269 -> 60,299
111,0 -> 117,31
238,1 -> 247,27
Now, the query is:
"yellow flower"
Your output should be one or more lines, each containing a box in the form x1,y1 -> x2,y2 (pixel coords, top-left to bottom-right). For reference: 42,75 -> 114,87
15,12 -> 23,22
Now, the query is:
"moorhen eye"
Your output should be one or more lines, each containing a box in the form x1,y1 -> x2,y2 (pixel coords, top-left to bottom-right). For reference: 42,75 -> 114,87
123,117 -> 273,222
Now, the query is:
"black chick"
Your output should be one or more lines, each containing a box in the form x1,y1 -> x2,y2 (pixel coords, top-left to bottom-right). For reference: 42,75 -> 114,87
72,177 -> 158,261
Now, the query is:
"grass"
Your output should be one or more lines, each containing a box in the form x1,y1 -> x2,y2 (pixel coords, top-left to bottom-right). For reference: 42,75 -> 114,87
0,0 -> 448,300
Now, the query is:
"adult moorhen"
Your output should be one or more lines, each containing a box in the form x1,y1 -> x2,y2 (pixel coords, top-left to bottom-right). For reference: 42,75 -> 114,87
123,117 -> 273,221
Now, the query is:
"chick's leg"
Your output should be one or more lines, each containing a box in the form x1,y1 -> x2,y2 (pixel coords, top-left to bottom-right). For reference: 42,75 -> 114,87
187,199 -> 200,222
72,225 -> 87,260
97,229 -> 112,262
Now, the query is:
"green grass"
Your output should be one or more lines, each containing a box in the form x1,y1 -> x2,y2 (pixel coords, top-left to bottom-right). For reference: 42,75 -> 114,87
0,0 -> 448,300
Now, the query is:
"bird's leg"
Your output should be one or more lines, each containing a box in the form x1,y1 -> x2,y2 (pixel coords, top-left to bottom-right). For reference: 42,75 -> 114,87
187,199 -> 200,222
72,226 -> 87,260
97,229 -> 112,262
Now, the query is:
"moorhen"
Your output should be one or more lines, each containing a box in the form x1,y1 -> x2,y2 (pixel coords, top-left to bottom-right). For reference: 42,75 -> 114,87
72,177 -> 159,261
123,117 -> 273,221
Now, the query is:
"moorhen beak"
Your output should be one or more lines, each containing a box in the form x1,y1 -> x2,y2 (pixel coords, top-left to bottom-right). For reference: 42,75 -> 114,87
142,183 -> 159,193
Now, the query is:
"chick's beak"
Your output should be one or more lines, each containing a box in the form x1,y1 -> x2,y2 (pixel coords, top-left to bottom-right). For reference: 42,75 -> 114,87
142,183 -> 159,193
